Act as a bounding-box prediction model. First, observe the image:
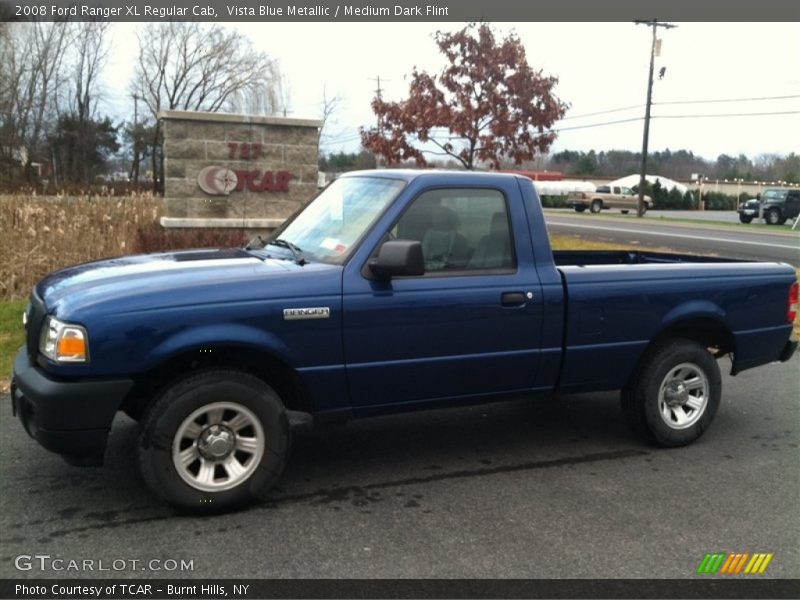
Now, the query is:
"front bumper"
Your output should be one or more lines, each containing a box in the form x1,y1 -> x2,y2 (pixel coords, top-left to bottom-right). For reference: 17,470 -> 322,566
10,347 -> 133,466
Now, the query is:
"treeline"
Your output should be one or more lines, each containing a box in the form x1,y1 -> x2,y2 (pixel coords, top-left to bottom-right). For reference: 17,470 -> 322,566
546,149 -> 800,184
1,22 -> 285,190
320,148 -> 800,187
318,150 -> 377,172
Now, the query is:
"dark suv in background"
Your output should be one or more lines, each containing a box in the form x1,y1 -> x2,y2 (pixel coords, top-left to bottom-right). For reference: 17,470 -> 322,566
738,198 -> 761,223
738,188 -> 800,225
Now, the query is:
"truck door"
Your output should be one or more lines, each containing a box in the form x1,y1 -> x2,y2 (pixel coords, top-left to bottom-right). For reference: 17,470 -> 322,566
785,192 -> 800,219
341,182 -> 544,410
619,186 -> 636,210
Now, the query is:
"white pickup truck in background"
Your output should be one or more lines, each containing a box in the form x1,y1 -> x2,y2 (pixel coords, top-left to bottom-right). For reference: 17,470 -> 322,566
567,185 -> 653,214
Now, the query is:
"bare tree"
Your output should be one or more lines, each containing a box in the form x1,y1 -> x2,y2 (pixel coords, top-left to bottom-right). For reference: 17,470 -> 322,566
277,75 -> 292,117
70,22 -> 110,123
228,77 -> 284,116
0,22 -> 73,181
131,22 -> 282,190
49,21 -> 113,184
318,84 -> 342,147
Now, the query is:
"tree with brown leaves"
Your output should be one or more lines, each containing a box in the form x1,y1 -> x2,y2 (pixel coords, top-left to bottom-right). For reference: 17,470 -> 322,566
361,23 -> 569,170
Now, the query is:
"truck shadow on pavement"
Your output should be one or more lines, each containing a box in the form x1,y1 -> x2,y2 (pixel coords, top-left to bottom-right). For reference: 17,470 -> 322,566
3,391 -> 651,547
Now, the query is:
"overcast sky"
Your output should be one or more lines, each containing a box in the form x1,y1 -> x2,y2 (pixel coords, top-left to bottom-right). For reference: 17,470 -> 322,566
102,22 -> 800,161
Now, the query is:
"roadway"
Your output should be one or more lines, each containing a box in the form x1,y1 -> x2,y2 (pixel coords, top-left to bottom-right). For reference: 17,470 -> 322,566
544,209 -> 800,265
1,353 -> 798,580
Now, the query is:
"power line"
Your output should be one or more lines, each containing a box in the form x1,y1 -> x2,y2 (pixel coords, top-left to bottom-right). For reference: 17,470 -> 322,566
656,93 -> 800,106
552,116 -> 643,132
558,94 -> 800,122
559,104 -> 643,120
322,108 -> 798,150
654,110 -> 800,119
549,109 -> 797,133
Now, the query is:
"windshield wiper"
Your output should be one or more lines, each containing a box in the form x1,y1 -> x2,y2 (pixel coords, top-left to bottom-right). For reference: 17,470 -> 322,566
267,238 -> 307,265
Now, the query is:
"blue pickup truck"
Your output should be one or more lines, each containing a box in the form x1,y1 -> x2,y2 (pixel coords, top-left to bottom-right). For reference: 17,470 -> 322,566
11,170 -> 798,511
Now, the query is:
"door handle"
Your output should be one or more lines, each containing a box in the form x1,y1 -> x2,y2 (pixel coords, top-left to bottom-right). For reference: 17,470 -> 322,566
501,292 -> 527,306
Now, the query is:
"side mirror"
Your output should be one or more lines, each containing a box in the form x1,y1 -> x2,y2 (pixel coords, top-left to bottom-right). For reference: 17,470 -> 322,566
368,240 -> 424,279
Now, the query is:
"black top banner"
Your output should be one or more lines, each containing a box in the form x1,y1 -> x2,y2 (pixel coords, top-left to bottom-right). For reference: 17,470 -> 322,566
2,0 -> 799,22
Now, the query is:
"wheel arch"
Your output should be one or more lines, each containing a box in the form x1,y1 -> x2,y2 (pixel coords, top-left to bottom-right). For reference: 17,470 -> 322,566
123,343 -> 313,421
627,313 -> 735,387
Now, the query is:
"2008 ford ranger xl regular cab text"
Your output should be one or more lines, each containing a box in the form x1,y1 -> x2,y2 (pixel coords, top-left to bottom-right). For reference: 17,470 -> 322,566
10,171 -> 798,511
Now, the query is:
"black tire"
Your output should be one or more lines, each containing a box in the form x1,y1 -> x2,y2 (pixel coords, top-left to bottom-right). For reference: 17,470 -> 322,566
575,206 -> 587,213
590,199 -> 602,214
138,369 -> 289,512
739,214 -> 753,224
621,339 -> 721,447
621,210 -> 630,215
766,208 -> 782,225
640,204 -> 648,215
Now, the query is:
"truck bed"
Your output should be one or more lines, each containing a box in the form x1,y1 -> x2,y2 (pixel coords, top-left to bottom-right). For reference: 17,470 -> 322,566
550,249 -> 793,394
552,250 -> 753,267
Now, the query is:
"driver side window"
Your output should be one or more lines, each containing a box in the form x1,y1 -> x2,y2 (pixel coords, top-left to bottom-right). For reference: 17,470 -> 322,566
391,188 -> 515,273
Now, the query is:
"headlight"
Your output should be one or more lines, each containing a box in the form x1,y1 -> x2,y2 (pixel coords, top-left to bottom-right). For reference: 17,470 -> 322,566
39,317 -> 89,363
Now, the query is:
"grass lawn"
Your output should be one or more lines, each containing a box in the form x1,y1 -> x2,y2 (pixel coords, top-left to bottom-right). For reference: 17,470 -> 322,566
0,299 -> 26,390
545,209 -> 800,233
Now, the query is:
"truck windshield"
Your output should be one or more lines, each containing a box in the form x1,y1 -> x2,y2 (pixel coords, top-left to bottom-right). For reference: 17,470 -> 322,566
265,176 -> 406,264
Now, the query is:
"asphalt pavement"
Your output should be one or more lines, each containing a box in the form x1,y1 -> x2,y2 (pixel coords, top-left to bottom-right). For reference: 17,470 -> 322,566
544,209 -> 800,265
1,354 -> 798,580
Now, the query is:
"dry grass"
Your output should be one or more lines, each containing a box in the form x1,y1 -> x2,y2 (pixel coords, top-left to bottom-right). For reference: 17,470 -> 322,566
0,192 -> 163,301
0,192 -> 259,302
549,233 -> 679,253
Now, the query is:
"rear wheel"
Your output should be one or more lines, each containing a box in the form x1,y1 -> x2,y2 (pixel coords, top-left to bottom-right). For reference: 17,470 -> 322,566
621,339 -> 721,447
590,199 -> 602,214
766,208 -> 784,225
575,206 -> 587,213
739,214 -> 753,224
138,369 -> 289,512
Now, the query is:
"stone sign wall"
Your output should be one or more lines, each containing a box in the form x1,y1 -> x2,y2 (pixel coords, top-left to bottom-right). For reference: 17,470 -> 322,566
159,110 -> 322,230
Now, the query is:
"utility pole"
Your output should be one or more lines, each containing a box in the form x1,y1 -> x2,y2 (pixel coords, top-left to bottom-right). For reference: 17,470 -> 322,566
634,19 -> 676,217
130,93 -> 142,183
369,76 -> 387,167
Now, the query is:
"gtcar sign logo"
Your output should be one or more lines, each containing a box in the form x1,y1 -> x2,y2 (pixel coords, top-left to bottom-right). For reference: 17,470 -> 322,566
197,166 -> 293,195
197,166 -> 238,196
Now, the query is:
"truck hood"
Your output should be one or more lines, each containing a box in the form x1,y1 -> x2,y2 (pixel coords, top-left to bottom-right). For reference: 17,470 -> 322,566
35,248 -> 332,317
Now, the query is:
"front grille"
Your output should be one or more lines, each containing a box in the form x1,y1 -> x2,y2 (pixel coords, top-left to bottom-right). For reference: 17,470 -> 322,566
26,289 -> 46,361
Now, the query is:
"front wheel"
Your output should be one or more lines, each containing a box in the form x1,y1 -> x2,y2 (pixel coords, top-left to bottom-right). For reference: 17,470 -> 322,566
739,214 -> 753,224
138,369 -> 289,512
590,199 -> 602,213
621,339 -> 721,447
